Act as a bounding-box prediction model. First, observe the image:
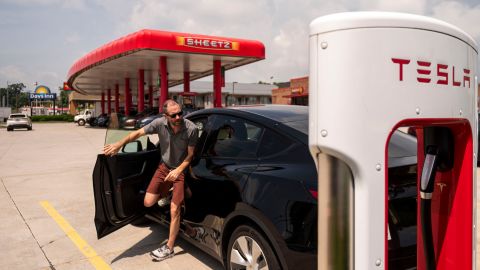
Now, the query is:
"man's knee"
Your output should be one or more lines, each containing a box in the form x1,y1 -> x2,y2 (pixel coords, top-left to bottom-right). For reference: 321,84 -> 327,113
144,198 -> 155,207
144,193 -> 159,207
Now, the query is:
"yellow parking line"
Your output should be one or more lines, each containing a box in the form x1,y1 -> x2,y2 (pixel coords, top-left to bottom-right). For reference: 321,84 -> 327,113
40,201 -> 112,270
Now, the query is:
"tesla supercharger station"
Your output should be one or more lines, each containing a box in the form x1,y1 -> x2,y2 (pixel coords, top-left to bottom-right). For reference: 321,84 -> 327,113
309,12 -> 478,270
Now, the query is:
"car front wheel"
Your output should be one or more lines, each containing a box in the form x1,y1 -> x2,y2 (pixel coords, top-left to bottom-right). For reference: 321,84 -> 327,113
227,225 -> 280,270
78,119 -> 85,126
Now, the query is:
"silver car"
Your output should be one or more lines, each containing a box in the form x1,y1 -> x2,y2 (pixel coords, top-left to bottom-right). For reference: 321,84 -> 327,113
7,113 -> 32,131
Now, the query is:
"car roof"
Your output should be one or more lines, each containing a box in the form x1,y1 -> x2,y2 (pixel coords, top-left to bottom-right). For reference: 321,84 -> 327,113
229,104 -> 308,123
190,104 -> 308,126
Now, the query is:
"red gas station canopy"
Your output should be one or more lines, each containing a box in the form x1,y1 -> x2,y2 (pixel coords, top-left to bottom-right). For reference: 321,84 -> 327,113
67,29 -> 265,95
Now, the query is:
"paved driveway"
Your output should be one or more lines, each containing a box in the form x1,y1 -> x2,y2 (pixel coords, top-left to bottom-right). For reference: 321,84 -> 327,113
0,123 -> 223,270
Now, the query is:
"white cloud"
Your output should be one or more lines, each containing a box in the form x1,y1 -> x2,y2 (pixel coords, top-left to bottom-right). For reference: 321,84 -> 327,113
2,0 -> 86,9
0,66 -> 28,84
0,66 -> 60,91
61,0 -> 86,10
431,1 -> 480,40
357,0 -> 427,14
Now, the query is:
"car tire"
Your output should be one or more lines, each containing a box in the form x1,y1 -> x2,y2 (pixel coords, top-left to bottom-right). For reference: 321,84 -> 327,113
7,127 -> 13,131
226,225 -> 280,270
78,119 -> 85,126
28,126 -> 32,130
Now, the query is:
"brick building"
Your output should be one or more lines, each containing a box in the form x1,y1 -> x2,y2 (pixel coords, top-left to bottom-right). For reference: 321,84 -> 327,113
272,76 -> 309,105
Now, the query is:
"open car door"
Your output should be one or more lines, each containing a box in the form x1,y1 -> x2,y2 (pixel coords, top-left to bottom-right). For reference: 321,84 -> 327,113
93,126 -> 159,239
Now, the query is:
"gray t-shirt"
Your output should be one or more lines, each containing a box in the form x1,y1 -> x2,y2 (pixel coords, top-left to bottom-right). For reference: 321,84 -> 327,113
143,117 -> 198,168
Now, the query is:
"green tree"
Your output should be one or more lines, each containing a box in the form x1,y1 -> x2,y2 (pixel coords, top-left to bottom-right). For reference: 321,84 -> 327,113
59,89 -> 70,108
1,83 -> 27,109
0,87 -> 6,106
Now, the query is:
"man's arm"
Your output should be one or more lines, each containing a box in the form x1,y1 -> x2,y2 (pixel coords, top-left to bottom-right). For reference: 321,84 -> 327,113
103,128 -> 146,156
164,145 -> 195,181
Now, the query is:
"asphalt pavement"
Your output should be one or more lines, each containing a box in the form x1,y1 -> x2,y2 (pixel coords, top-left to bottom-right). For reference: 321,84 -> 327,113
0,123 -> 222,270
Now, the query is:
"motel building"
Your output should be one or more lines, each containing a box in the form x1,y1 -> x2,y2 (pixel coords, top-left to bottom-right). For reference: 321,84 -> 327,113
68,81 -> 274,115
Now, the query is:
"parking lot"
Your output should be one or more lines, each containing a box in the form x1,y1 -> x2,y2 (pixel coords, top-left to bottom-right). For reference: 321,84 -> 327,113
1,122 -> 480,270
0,123 -> 222,270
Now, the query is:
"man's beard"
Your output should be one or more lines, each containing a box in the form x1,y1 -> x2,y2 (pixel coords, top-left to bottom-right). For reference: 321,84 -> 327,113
170,118 -> 183,126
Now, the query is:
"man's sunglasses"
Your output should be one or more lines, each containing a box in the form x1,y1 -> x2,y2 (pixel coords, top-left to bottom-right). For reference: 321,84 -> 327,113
166,111 -> 183,118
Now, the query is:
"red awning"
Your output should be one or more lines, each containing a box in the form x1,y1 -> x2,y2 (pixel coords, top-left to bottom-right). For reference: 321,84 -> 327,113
67,29 -> 265,95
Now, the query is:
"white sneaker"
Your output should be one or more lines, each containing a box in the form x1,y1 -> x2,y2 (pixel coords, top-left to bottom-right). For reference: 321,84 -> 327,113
157,197 -> 171,207
150,244 -> 174,261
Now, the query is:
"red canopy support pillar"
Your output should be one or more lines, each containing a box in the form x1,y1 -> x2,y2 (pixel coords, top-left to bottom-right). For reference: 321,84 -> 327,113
125,78 -> 131,116
107,88 -> 111,114
138,69 -> 145,112
115,84 -> 119,113
213,60 -> 222,108
184,72 -> 190,93
148,85 -> 153,109
101,92 -> 105,114
159,56 -> 168,112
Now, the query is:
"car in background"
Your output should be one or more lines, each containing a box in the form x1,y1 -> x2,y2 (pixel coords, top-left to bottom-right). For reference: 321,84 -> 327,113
123,108 -> 156,129
134,106 -> 197,129
95,113 -> 110,128
134,113 -> 162,129
6,113 -> 32,131
93,105 -> 417,270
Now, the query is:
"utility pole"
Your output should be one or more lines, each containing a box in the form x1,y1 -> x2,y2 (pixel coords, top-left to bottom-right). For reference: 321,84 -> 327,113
6,81 -> 9,107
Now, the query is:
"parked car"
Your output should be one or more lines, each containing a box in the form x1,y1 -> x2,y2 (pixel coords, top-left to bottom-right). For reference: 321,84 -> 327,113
6,113 -> 32,131
134,106 -> 197,129
95,113 -> 110,127
134,113 -> 162,129
123,108 -> 155,129
93,105 -> 417,270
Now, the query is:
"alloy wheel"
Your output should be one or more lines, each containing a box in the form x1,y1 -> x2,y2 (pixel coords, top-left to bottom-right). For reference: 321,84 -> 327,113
229,235 -> 269,270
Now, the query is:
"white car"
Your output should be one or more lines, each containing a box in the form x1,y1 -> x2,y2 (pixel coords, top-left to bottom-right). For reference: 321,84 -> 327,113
6,113 -> 32,131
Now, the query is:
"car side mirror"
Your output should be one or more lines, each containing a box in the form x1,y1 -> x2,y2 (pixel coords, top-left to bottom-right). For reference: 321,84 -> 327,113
122,141 -> 142,153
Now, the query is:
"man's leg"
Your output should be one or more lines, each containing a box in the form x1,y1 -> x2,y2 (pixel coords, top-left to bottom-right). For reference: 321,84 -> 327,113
166,172 -> 185,250
144,192 -> 161,207
166,202 -> 181,250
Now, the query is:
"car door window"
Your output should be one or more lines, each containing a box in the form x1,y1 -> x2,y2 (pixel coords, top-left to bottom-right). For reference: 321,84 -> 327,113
188,116 -> 210,156
206,116 -> 262,159
258,128 -> 294,157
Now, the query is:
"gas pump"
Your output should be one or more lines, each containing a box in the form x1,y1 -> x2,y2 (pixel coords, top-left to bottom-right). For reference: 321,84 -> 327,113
309,12 -> 477,270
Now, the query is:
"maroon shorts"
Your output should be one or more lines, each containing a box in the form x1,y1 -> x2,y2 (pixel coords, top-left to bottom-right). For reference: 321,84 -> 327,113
146,163 -> 184,206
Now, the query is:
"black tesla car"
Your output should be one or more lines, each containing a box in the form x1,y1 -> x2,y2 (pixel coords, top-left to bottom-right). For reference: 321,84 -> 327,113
93,105 -> 417,270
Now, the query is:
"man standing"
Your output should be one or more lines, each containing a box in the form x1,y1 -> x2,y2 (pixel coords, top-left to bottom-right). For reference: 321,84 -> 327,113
103,99 -> 198,261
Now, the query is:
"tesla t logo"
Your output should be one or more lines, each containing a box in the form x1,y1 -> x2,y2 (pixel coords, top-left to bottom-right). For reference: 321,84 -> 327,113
392,58 -> 471,88
437,183 -> 447,192
176,36 -> 239,50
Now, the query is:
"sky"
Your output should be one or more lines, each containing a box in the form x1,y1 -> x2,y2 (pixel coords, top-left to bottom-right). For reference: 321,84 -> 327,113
0,0 -> 480,93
